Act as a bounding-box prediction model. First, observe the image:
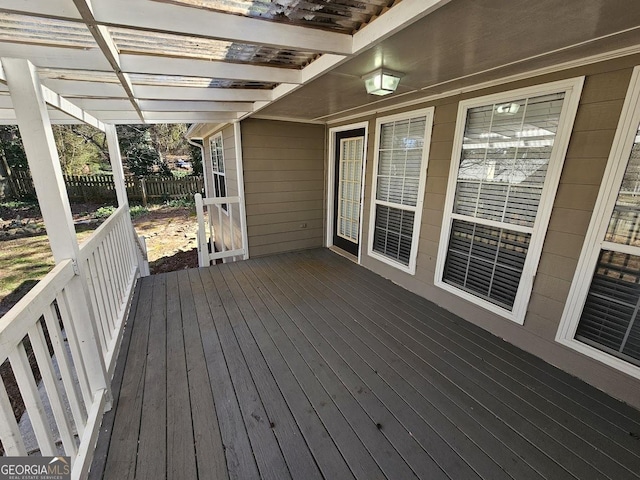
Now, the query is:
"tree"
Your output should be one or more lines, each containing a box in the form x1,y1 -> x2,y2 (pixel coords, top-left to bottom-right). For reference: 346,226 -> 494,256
0,126 -> 27,170
117,125 -> 171,176
52,125 -> 108,175
189,142 -> 203,176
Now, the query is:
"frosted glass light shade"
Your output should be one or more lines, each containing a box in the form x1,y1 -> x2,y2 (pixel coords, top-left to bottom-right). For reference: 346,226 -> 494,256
363,68 -> 402,96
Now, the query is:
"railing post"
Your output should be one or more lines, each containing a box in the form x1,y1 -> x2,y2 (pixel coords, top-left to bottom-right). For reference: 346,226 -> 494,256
3,58 -> 111,407
195,193 -> 209,267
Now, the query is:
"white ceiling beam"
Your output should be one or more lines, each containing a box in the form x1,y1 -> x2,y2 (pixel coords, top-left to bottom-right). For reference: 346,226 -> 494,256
90,0 -> 352,55
120,55 -> 302,84
141,111 -> 242,122
40,79 -> 127,98
0,43 -> 110,70
66,98 -> 133,111
72,0 -> 145,122
137,100 -> 253,112
0,0 -> 81,19
132,85 -> 272,102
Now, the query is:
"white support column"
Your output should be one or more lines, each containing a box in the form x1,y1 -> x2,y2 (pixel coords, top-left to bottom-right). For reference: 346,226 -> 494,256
2,58 -> 111,406
105,124 -> 128,208
233,121 -> 249,260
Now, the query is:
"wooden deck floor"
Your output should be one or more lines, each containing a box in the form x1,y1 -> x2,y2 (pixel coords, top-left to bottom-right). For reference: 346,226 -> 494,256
90,248 -> 640,480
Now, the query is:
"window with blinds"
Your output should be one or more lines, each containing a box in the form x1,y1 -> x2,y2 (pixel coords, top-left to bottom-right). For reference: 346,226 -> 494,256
369,109 -> 433,273
574,123 -> 640,365
210,133 -> 227,211
436,79 -> 583,322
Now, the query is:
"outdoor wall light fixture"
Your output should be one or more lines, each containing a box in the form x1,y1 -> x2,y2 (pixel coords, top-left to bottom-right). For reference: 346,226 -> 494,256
362,68 -> 403,96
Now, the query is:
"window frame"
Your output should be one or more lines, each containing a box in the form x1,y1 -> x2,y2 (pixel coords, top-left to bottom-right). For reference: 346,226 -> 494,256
367,107 -> 434,275
209,132 -> 228,214
435,77 -> 584,324
557,66 -> 640,379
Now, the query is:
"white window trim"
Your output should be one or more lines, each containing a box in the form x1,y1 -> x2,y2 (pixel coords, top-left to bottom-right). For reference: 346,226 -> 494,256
209,132 -> 229,215
326,121 -> 369,264
434,77 -> 585,324
367,107 -> 434,275
557,66 -> 640,380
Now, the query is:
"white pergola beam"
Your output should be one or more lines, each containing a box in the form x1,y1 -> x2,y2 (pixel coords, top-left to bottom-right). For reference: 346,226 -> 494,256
0,0 -> 82,19
90,0 -> 352,55
142,111 -> 242,122
41,85 -> 106,131
137,100 -> 254,112
40,79 -> 128,98
0,43 -> 111,71
133,85 -> 272,102
352,0 -> 452,53
72,0 -> 145,122
120,55 -> 302,84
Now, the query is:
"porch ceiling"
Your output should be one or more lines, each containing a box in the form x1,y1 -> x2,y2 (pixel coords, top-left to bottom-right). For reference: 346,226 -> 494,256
0,0 -> 440,124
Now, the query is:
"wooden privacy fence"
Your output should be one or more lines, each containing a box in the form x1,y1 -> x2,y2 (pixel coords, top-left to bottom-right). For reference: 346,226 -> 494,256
10,170 -> 204,204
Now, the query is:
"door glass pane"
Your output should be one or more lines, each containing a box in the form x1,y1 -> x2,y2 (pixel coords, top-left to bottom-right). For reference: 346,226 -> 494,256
337,137 -> 364,243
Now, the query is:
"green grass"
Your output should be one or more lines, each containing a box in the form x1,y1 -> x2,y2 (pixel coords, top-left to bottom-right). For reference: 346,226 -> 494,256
0,229 -> 96,302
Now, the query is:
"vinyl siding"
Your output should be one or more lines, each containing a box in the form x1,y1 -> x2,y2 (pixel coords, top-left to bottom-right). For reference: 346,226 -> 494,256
241,118 -> 325,257
331,54 -> 640,409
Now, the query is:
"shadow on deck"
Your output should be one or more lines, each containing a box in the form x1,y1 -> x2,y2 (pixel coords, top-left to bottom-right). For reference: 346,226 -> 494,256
90,248 -> 640,480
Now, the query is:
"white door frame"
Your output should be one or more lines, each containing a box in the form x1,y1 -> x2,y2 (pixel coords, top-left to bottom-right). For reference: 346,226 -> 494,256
326,121 -> 369,263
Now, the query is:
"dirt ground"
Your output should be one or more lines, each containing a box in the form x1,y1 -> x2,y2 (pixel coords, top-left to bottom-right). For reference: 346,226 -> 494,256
133,205 -> 199,274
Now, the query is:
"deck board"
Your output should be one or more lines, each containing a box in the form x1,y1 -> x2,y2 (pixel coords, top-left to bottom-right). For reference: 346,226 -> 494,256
91,249 -> 640,480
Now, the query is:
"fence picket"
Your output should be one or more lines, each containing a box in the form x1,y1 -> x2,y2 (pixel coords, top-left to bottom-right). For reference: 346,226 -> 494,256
8,171 -> 203,202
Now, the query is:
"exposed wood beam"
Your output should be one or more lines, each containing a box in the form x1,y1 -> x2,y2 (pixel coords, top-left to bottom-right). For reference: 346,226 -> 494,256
120,55 -> 302,84
90,0 -> 352,55
132,85 -> 272,102
72,0 -> 145,122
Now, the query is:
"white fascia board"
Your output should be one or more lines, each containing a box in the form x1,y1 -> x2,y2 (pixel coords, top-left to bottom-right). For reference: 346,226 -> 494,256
120,55 -> 302,84
132,85 -> 272,102
140,111 -> 241,122
246,54 -> 346,119
90,0 -> 352,55
352,0 -> 452,53
137,100 -> 254,112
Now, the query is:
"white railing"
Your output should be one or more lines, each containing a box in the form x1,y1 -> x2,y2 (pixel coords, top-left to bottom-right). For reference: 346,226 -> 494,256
195,193 -> 246,266
0,205 -> 147,479
77,205 -> 147,376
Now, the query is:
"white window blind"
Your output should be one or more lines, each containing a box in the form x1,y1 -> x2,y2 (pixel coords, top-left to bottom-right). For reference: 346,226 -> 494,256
369,110 -> 432,273
575,124 -> 640,366
436,78 -> 583,323
210,134 -> 227,210
337,137 -> 364,242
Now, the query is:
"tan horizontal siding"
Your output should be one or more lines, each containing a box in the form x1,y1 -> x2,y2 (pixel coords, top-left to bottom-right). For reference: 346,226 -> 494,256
242,118 -> 325,257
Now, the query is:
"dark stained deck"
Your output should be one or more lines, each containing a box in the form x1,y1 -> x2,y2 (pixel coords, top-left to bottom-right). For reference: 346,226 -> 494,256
90,248 -> 640,480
